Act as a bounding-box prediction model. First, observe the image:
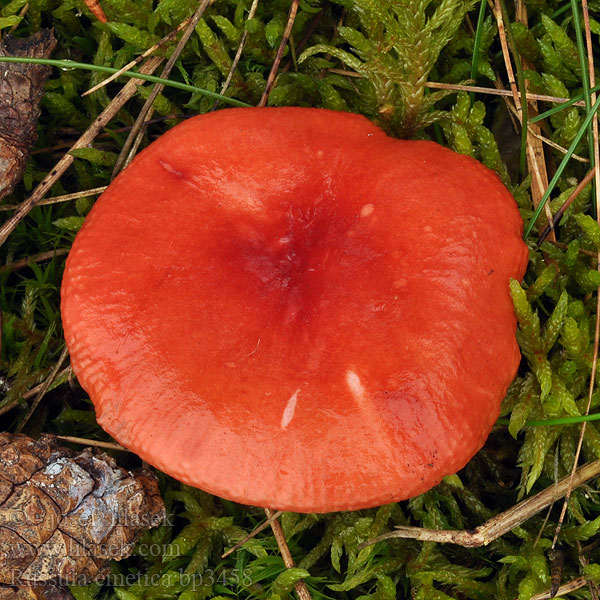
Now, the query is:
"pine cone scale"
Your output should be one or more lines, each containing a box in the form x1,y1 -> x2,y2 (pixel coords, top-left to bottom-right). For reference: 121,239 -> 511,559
0,434 -> 165,600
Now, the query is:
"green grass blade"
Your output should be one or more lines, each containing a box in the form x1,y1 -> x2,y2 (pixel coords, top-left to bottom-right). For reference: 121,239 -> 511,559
523,93 -> 600,238
570,0 -> 595,169
498,412 -> 600,427
530,82 -> 600,123
469,0 -> 488,106
0,57 -> 251,107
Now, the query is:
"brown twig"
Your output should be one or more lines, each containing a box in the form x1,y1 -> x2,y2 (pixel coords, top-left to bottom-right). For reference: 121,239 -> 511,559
529,577 -> 586,600
31,115 -> 186,156
527,129 -> 588,163
83,18 -> 192,97
577,541 -> 600,600
53,434 -> 127,451
0,55 -> 164,248
0,248 -> 69,273
493,0 -> 519,102
112,0 -> 214,176
532,503 -> 554,549
23,367 -> 71,399
552,0 -> 600,550
531,450 -> 561,553
582,0 -> 600,215
0,398 -> 20,419
538,168 -> 596,244
212,0 -> 260,110
15,345 -> 69,433
326,70 -> 589,107
547,240 -> 598,259
516,1 -> 552,239
493,0 -> 554,236
490,88 -> 586,162
222,510 -> 283,558
265,508 -> 312,600
0,365 -> 70,418
359,460 -> 600,548
0,366 -> 72,419
426,80 -> 586,106
258,0 -> 300,107
0,186 -> 107,211
281,8 -> 325,74
8,2 -> 29,35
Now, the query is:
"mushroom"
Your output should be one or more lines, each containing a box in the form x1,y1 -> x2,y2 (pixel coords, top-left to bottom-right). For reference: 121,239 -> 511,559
61,107 -> 528,513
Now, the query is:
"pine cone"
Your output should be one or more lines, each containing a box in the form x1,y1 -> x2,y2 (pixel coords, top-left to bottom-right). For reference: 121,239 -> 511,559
0,433 -> 165,600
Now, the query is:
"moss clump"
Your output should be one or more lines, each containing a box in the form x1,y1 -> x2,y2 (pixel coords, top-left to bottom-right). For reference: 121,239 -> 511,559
1,0 -> 599,598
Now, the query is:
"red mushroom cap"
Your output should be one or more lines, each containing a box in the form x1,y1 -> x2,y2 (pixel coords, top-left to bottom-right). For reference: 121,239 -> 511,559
61,107 -> 528,512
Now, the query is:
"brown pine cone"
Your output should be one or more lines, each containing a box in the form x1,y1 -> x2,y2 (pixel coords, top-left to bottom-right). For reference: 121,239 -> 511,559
0,433 -> 165,600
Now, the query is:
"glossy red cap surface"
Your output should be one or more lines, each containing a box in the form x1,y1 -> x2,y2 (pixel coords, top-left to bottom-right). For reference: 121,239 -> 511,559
61,107 -> 528,512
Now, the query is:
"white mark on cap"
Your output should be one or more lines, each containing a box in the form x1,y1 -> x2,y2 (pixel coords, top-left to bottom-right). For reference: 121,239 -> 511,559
281,389 -> 300,429
345,371 -> 394,450
346,370 -> 366,404
246,338 -> 261,357
158,160 -> 184,178
360,204 -> 375,218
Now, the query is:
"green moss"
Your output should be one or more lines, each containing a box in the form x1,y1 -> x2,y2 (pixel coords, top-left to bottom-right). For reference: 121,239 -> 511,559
1,0 -> 599,598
